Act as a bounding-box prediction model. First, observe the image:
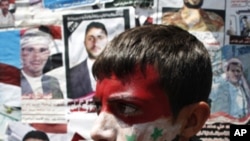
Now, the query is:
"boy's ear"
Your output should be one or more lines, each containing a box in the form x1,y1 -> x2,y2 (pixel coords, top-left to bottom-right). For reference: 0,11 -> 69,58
178,101 -> 210,139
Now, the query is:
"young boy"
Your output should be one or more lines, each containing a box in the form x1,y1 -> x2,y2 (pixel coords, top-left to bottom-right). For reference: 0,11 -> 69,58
90,25 -> 212,141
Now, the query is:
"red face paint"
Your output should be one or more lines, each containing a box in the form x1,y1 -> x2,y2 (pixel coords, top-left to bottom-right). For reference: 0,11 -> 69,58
95,66 -> 172,125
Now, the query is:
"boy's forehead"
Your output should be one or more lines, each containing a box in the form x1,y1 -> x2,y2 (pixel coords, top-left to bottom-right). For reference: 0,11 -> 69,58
96,65 -> 162,98
110,65 -> 159,81
95,64 -> 172,123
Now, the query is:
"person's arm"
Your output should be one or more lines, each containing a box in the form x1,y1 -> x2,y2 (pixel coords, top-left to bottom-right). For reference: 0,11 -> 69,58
42,75 -> 64,99
9,13 -> 15,26
210,82 -> 230,114
51,77 -> 64,99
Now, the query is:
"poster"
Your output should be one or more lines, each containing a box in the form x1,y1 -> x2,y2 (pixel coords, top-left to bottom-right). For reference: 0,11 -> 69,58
63,7 -> 135,99
197,44 -> 250,140
62,7 -> 136,140
225,0 -> 250,44
0,0 -> 15,28
0,29 -> 21,139
3,25 -> 68,140
5,26 -> 68,141
19,25 -> 67,124
156,0 -> 250,140
158,0 -> 226,80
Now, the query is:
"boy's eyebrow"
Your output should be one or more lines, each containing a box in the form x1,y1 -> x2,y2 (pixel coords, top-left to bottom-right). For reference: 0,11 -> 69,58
108,95 -> 134,101
107,94 -> 147,105
108,92 -> 134,100
93,92 -> 134,104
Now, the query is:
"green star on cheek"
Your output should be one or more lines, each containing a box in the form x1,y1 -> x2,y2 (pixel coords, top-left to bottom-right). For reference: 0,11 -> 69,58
151,127 -> 163,141
126,134 -> 136,141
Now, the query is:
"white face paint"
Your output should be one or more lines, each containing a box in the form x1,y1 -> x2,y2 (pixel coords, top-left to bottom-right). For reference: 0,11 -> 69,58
130,118 -> 182,141
91,112 -> 183,141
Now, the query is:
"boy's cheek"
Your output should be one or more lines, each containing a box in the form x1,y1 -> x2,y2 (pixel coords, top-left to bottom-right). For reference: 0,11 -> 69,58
120,118 -> 182,141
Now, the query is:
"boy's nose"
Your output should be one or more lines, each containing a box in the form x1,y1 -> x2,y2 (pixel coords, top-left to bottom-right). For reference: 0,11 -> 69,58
90,112 -> 116,141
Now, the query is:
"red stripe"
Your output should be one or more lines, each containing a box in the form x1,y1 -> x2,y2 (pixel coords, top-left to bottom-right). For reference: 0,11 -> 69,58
0,63 -> 20,86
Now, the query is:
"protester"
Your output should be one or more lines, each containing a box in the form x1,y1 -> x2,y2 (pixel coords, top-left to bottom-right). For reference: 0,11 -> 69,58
90,24 -> 212,141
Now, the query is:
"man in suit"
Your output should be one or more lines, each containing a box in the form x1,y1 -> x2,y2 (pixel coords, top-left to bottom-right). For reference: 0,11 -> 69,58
21,28 -> 63,99
69,22 -> 108,99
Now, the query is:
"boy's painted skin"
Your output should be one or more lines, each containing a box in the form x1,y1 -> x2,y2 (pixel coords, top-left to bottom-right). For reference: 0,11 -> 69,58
92,112 -> 182,141
94,66 -> 171,125
91,66 -> 182,141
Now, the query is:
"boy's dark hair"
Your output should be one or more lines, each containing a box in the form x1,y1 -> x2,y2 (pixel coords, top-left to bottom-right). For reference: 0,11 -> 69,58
85,22 -> 107,36
23,130 -> 49,141
92,24 -> 212,118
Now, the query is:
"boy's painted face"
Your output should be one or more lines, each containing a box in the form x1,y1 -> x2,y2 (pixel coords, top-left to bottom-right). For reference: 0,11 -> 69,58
91,66 -> 183,141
